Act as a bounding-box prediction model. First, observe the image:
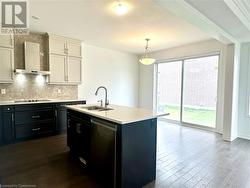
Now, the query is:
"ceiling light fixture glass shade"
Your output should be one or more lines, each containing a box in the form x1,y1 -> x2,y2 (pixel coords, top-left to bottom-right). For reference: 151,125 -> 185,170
115,1 -> 128,15
139,39 -> 156,65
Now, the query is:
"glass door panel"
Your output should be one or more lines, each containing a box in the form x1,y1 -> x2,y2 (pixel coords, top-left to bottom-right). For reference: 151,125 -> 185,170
157,61 -> 182,121
182,55 -> 219,127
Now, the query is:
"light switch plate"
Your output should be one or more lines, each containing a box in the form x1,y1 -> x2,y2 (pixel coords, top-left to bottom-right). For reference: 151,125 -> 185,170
1,89 -> 6,95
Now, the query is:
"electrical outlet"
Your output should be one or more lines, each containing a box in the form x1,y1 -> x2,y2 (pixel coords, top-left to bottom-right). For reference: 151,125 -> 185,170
1,89 -> 6,95
57,89 -> 61,94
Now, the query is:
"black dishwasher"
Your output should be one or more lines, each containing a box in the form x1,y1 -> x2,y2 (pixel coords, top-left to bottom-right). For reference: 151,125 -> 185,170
90,118 -> 117,188
67,111 -> 91,166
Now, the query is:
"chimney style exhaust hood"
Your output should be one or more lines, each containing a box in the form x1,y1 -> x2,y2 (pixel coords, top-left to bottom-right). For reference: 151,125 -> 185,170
15,42 -> 50,76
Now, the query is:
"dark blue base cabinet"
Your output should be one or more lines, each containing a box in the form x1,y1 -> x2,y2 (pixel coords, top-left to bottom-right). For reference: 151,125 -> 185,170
67,110 -> 157,188
0,101 -> 86,146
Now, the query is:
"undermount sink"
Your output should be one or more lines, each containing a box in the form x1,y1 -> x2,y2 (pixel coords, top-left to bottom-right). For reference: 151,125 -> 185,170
81,105 -> 113,111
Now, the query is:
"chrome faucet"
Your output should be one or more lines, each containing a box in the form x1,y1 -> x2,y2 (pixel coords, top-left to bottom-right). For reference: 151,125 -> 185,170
95,86 -> 109,108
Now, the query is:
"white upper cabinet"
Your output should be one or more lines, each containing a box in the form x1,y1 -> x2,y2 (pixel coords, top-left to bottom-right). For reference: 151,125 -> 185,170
67,42 -> 81,57
47,33 -> 82,85
49,38 -> 67,55
49,54 -> 67,83
0,47 -> 14,83
0,35 -> 14,48
67,57 -> 82,84
0,35 -> 14,83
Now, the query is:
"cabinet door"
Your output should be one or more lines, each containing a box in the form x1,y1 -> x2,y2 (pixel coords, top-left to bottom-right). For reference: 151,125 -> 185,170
67,115 -> 91,163
0,35 -> 13,48
3,112 -> 15,144
56,106 -> 67,132
49,54 -> 66,84
49,38 -> 66,55
0,47 -> 14,83
67,42 -> 81,57
90,118 -> 117,188
67,57 -> 81,84
0,108 -> 2,145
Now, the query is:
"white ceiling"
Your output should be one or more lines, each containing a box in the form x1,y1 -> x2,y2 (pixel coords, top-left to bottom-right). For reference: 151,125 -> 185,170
185,0 -> 250,42
29,0 -> 211,54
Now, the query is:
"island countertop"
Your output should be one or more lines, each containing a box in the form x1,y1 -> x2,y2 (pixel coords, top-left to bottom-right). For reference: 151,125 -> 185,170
66,104 -> 169,124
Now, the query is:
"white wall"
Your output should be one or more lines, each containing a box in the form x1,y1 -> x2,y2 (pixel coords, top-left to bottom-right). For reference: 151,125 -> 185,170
78,44 -> 139,107
139,39 -> 231,135
238,43 -> 250,140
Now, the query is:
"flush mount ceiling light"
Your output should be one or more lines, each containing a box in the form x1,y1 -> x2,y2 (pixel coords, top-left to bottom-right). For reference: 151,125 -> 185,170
139,39 -> 156,65
114,0 -> 128,15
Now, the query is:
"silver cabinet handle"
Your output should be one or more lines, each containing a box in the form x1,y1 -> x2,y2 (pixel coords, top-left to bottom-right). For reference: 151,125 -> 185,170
32,128 -> 41,131
11,113 -> 14,122
67,119 -> 70,128
76,123 -> 82,134
32,115 -> 40,119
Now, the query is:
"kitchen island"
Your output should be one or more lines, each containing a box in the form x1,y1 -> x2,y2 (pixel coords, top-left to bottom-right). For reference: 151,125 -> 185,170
66,104 -> 167,188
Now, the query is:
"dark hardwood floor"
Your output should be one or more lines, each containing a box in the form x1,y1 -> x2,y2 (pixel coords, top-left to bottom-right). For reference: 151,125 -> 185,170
147,121 -> 250,188
0,135 -> 102,188
1,121 -> 250,188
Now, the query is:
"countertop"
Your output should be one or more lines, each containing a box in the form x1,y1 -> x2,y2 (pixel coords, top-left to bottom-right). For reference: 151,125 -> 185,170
0,99 -> 86,106
66,104 -> 169,124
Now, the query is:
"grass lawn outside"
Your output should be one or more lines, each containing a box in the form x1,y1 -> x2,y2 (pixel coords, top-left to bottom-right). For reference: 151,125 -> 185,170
159,105 -> 216,128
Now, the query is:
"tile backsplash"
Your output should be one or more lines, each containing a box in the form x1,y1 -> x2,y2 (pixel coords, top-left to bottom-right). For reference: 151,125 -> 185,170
0,75 -> 78,101
0,32 -> 78,101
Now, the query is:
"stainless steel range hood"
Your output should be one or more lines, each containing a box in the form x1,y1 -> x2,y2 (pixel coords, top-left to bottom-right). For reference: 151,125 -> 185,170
14,69 -> 51,75
14,42 -> 51,75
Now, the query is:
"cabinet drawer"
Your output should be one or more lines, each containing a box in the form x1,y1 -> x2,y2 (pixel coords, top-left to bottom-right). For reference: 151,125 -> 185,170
15,122 -> 54,139
15,109 -> 54,125
15,104 -> 53,112
3,106 -> 14,112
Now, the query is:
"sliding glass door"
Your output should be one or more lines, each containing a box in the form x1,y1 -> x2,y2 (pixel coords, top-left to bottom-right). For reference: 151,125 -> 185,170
157,61 -> 182,121
157,55 -> 219,128
182,56 -> 219,127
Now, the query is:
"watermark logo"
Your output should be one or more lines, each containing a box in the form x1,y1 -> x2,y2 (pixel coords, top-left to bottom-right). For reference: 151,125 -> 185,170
1,0 -> 29,35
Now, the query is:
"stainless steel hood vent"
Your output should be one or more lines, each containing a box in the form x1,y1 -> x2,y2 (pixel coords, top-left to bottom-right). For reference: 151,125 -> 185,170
14,69 -> 51,75
14,42 -> 51,76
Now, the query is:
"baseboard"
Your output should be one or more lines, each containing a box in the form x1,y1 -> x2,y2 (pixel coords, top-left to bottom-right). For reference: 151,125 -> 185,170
238,134 -> 250,140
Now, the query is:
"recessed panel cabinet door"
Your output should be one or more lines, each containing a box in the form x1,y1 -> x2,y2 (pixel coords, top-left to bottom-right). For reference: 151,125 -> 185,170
0,108 -> 2,145
49,38 -> 66,55
67,42 -> 81,57
49,55 -> 66,83
0,35 -> 13,48
67,57 -> 81,84
0,47 -> 14,83
3,112 -> 15,144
